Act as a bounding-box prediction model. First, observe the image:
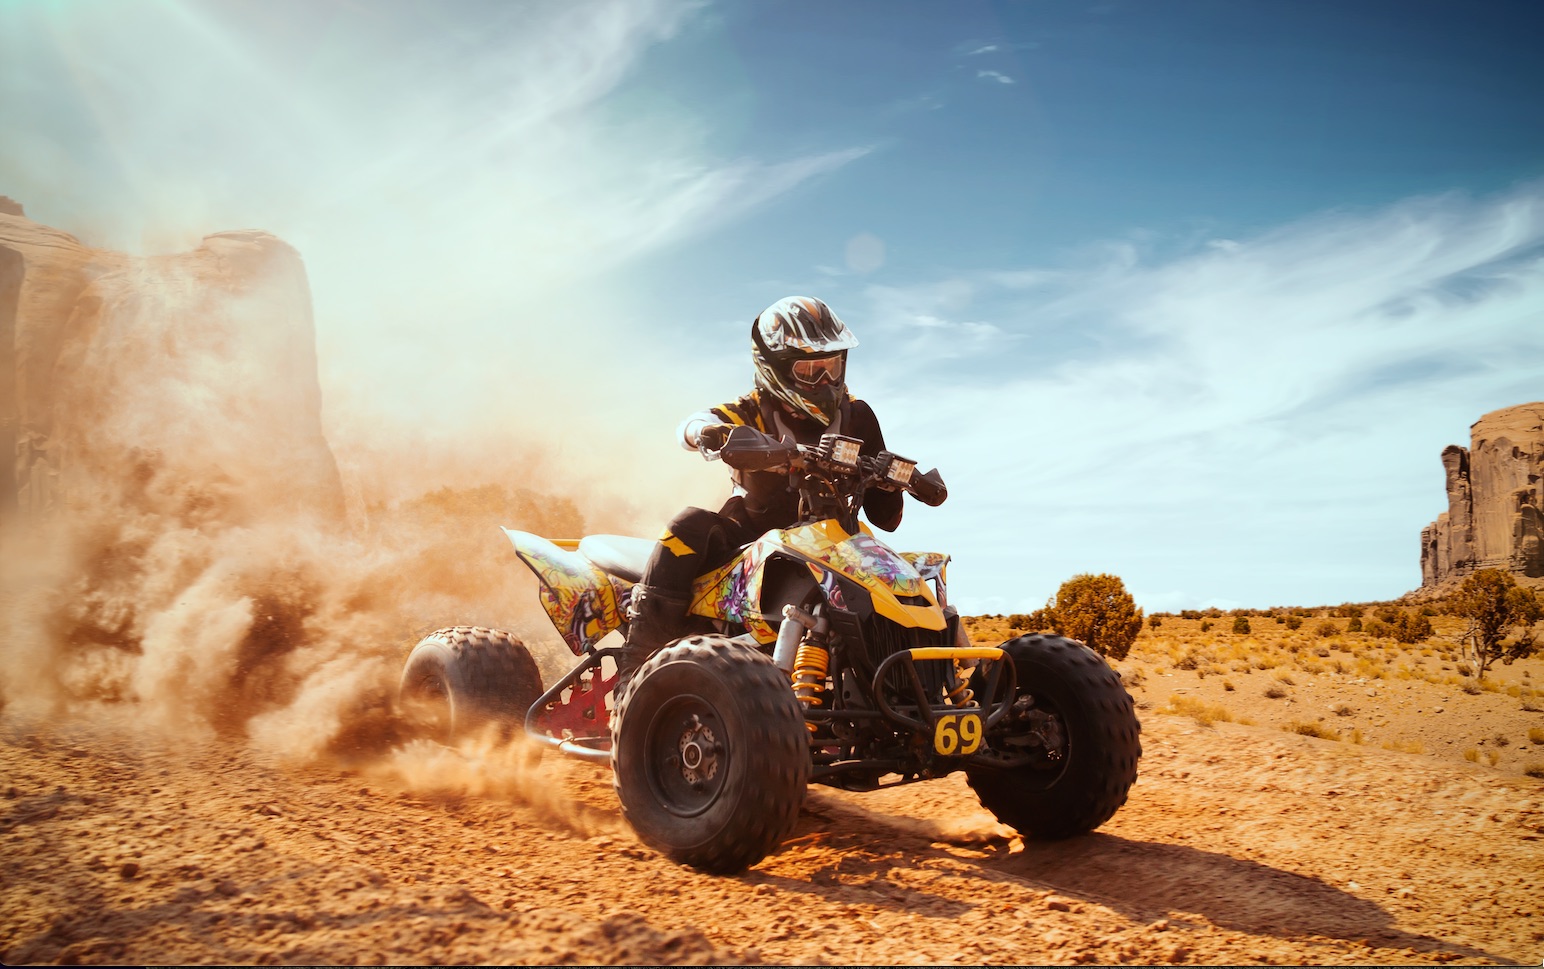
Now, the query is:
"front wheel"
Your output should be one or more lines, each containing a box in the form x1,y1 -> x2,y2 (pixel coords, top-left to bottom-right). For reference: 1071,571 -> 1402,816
612,635 -> 810,874
966,634 -> 1140,838
397,626 -> 543,744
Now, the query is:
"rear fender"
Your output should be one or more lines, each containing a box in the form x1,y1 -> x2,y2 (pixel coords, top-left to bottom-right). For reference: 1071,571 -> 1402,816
502,529 -> 626,655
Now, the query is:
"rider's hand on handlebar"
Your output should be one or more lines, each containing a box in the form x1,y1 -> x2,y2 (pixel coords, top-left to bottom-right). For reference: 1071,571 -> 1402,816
695,422 -> 733,451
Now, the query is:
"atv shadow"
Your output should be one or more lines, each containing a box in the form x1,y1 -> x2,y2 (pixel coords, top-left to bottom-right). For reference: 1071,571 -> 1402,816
756,796 -> 1505,964
988,832 -> 1502,963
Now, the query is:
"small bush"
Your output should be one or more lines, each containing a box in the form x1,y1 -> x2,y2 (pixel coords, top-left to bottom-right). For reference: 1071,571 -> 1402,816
1315,620 -> 1339,638
1392,612 -> 1434,644
1528,727 -> 1544,745
1232,616 -> 1251,635
1166,694 -> 1234,727
1525,763 -> 1544,779
1288,721 -> 1336,740
1223,679 -> 1236,692
1284,615 -> 1303,630
1347,616 -> 1363,633
1148,615 -> 1163,629
1264,683 -> 1288,699
1200,620 -> 1213,632
1038,573 -> 1145,661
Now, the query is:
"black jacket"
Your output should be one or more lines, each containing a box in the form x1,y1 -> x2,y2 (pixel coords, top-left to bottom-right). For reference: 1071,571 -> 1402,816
699,390 -> 904,533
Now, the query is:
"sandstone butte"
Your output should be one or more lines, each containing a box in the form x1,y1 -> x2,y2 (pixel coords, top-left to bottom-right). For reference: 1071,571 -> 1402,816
1421,401 -> 1544,591
0,196 -> 343,522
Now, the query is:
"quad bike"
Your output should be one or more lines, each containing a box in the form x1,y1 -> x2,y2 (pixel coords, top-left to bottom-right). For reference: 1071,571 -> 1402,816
398,426 -> 1141,873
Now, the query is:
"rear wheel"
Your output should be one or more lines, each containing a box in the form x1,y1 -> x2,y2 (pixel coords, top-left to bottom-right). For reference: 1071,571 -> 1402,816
966,634 -> 1140,838
612,635 -> 810,874
398,626 -> 543,744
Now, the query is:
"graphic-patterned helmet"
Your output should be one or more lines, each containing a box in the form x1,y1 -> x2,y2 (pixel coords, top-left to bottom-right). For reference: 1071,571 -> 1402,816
751,296 -> 859,426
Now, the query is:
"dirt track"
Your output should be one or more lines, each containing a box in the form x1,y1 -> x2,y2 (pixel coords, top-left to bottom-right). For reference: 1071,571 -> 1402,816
3,707 -> 1540,966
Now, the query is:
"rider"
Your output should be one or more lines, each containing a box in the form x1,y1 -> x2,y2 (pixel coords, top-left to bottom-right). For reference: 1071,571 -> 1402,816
617,296 -> 904,688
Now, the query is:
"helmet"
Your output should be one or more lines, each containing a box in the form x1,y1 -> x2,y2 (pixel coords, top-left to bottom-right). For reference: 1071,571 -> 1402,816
750,296 -> 859,426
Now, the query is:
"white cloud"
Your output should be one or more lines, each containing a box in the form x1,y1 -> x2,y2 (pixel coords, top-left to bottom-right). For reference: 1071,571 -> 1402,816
855,182 -> 1544,612
969,44 -> 1000,55
977,70 -> 1016,85
2,0 -> 869,502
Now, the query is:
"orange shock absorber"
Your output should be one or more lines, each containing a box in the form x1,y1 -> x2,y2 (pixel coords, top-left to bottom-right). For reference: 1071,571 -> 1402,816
790,642 -> 829,710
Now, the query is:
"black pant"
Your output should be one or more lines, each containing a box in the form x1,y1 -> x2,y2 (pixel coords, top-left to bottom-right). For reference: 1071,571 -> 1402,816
640,498 -> 763,597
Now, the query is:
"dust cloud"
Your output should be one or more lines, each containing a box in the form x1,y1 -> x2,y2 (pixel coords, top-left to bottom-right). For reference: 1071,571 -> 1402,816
0,240 -> 628,788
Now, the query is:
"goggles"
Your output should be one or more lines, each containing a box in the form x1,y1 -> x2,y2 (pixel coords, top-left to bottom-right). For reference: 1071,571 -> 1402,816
791,354 -> 845,387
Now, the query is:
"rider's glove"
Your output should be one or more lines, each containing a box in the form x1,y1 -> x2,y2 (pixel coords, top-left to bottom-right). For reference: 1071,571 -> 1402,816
696,423 -> 732,452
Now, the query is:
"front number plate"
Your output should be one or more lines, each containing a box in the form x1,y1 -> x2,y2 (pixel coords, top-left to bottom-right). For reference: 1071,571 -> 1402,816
933,712 -> 983,755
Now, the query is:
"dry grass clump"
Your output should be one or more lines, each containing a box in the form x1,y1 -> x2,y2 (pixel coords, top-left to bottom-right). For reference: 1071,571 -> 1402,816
1287,721 -> 1337,740
1263,683 -> 1288,699
1164,694 -> 1235,727
1525,762 -> 1544,779
1528,727 -> 1544,745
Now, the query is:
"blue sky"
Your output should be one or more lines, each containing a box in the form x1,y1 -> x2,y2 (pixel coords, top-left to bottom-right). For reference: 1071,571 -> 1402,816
5,0 -> 1543,613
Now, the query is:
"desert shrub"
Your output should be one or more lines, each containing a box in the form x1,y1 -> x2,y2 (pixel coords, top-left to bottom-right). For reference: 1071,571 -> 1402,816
1449,569 -> 1542,679
1333,604 -> 1365,619
1494,733 -> 1511,748
1180,609 -> 1201,620
1148,615 -> 1163,629
1528,727 -> 1544,745
1166,694 -> 1234,726
1332,703 -> 1355,717
1420,605 -> 1438,617
1263,683 -> 1287,699
1373,605 -> 1400,625
1223,679 -> 1236,691
1203,607 -> 1223,619
1347,616 -> 1363,633
1525,763 -> 1544,779
1392,612 -> 1434,644
1232,616 -> 1251,635
1288,721 -> 1336,740
1463,748 -> 1481,763
1364,619 -> 1390,638
1200,620 -> 1213,632
1037,573 -> 1145,661
1315,620 -> 1339,638
1283,615 -> 1303,630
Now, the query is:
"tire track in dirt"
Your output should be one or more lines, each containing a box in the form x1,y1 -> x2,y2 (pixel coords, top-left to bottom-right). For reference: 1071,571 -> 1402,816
3,711 -> 1538,965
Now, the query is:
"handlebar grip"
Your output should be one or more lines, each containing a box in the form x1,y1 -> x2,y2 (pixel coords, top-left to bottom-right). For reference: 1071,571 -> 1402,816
909,468 -> 947,506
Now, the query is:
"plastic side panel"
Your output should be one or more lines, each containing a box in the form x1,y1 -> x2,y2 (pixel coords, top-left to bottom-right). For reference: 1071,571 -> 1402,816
687,538 -> 782,643
502,528 -> 622,654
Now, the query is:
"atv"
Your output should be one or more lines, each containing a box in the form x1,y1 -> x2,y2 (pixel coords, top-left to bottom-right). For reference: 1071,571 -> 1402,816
398,426 -> 1141,873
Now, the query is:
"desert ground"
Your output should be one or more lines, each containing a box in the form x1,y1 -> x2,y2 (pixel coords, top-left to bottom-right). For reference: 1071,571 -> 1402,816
2,612 -> 1541,966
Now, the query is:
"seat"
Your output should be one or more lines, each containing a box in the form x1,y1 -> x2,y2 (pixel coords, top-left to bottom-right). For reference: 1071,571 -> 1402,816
578,534 -> 656,583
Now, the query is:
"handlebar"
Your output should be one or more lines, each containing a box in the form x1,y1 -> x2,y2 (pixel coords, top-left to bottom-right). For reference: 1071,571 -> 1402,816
718,425 -> 947,508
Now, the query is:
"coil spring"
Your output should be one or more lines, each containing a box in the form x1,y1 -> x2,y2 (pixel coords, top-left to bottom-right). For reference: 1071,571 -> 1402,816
946,667 -> 974,706
791,642 -> 829,709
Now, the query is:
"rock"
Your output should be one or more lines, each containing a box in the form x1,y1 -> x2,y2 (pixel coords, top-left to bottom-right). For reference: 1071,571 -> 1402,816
119,861 -> 139,879
0,203 -> 344,521
1422,403 -> 1544,587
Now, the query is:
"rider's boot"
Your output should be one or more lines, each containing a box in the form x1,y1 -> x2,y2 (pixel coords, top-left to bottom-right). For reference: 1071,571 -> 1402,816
614,584 -> 690,699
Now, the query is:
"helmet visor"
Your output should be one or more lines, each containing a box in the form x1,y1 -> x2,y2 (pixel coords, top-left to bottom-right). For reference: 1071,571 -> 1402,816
791,354 -> 845,387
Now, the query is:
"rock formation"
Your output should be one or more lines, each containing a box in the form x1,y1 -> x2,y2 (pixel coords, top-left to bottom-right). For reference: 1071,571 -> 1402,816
0,201 -> 343,522
1421,402 -> 1544,588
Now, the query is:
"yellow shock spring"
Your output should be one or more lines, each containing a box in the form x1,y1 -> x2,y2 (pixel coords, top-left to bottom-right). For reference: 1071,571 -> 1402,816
790,642 -> 829,710
946,666 -> 974,706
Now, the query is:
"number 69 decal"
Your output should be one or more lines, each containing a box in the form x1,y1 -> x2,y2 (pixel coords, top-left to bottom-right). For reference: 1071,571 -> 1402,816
933,712 -> 984,755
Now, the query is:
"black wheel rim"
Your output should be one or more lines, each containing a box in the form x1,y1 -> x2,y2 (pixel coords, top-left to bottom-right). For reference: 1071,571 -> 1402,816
643,694 -> 728,817
989,688 -> 1073,790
